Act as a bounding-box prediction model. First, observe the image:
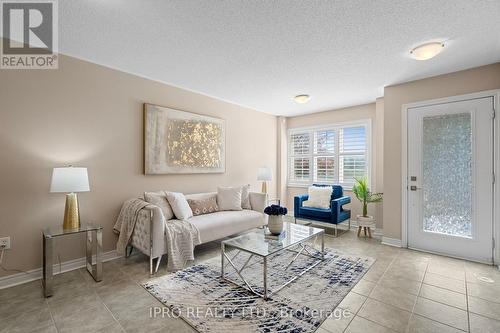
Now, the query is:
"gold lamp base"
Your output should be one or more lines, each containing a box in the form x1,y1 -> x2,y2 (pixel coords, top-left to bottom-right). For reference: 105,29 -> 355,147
63,193 -> 80,230
261,181 -> 268,194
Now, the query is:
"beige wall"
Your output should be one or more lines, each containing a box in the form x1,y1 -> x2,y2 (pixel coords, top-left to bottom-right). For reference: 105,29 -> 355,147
285,103 -> 384,228
0,55 -> 277,277
383,62 -> 500,240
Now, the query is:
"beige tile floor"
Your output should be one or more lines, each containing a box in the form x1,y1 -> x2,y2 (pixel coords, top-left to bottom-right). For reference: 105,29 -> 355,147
2,230 -> 500,333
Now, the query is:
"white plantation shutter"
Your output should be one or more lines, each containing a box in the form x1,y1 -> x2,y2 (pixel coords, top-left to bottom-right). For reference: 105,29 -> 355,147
289,132 -> 311,183
314,156 -> 335,182
313,130 -> 335,182
291,133 -> 310,154
288,121 -> 369,187
339,127 -> 367,186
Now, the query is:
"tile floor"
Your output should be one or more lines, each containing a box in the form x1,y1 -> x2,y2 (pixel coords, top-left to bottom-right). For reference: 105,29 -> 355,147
2,230 -> 500,333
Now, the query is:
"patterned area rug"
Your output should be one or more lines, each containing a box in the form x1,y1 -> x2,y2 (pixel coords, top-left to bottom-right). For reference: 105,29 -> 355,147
143,247 -> 374,332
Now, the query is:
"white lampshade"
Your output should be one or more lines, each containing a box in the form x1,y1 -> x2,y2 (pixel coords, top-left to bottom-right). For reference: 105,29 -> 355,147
50,167 -> 90,193
257,167 -> 272,181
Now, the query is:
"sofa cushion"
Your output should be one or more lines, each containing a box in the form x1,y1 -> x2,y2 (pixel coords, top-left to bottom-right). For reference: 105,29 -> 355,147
241,184 -> 251,209
217,186 -> 243,211
144,191 -> 174,220
187,196 -> 219,216
165,192 -> 193,220
189,210 -> 265,243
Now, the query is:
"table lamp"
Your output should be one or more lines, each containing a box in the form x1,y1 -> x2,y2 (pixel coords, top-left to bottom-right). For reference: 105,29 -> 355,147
257,167 -> 272,193
50,166 -> 90,230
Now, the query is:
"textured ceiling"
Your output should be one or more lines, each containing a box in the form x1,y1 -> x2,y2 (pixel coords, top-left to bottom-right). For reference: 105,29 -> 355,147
59,0 -> 500,116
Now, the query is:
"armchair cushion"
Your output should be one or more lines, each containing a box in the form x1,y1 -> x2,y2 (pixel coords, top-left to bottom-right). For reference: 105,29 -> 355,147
298,206 -> 332,220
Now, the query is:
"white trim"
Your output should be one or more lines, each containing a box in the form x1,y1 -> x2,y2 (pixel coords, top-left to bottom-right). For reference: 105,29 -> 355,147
401,89 -> 500,265
381,237 -> 402,247
288,119 -> 373,134
287,119 -> 372,188
0,250 -> 121,290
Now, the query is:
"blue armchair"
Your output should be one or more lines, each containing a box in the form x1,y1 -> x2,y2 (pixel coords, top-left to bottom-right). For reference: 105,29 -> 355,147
294,184 -> 351,236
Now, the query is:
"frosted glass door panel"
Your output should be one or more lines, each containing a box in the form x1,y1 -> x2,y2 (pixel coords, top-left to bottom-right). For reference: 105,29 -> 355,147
422,113 -> 472,238
407,97 -> 493,263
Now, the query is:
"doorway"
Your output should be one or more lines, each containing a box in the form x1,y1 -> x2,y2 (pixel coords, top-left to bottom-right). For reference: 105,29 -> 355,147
405,96 -> 494,263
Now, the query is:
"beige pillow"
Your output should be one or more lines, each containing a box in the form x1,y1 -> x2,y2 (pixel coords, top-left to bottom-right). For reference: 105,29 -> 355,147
241,184 -> 251,209
187,196 -> 219,216
217,186 -> 243,211
165,191 -> 193,220
144,191 -> 174,220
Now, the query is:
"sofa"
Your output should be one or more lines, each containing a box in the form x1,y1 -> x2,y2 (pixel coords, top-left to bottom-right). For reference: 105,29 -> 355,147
128,191 -> 268,274
294,184 -> 351,236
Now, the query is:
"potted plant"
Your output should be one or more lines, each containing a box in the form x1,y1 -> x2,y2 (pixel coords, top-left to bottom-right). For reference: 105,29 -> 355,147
264,204 -> 288,234
352,177 -> 383,222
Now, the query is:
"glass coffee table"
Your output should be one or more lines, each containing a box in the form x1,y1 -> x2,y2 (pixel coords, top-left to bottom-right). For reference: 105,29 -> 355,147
221,221 -> 324,300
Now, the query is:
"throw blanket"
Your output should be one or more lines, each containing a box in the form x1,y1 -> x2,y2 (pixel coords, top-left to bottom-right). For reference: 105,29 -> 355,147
113,198 -> 149,255
165,219 -> 201,271
114,198 -> 201,271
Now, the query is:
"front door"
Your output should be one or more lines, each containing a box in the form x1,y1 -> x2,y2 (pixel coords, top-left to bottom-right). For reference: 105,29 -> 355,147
407,97 -> 494,263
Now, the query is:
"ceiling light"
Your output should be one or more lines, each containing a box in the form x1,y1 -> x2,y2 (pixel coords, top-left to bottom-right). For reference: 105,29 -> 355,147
294,94 -> 310,104
410,42 -> 445,60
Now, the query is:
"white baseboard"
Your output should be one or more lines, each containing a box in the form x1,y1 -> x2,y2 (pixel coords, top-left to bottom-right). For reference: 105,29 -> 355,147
0,250 -> 122,290
381,237 -> 402,247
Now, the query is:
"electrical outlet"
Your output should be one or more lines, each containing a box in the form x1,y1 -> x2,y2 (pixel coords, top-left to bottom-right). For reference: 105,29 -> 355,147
0,237 -> 10,250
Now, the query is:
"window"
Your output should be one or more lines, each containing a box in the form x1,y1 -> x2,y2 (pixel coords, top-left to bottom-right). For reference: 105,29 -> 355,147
288,121 -> 370,187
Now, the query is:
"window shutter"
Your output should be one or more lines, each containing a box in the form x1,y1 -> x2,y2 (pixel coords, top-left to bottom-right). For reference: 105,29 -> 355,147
288,123 -> 369,187
291,133 -> 310,155
289,132 -> 311,182
339,127 -> 366,185
314,156 -> 335,182
292,158 -> 310,181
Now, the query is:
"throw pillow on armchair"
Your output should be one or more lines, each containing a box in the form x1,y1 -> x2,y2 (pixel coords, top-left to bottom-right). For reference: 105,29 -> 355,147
303,186 -> 332,209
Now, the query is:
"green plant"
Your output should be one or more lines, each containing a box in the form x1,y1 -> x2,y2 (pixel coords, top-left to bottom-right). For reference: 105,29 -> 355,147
352,177 -> 383,217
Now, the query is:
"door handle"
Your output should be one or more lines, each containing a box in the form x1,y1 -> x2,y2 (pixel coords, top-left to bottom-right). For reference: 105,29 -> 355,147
410,185 -> 424,191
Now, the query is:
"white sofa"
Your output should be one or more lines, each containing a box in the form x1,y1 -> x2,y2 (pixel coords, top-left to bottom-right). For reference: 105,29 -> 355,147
127,191 -> 268,274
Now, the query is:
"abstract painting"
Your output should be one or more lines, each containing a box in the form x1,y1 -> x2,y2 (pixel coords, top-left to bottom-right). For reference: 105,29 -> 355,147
144,104 -> 225,174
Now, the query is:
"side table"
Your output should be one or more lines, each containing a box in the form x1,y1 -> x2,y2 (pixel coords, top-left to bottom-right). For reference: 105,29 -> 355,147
42,224 -> 102,297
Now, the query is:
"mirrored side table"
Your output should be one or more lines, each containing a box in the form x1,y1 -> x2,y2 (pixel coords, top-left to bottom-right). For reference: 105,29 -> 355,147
42,223 -> 102,297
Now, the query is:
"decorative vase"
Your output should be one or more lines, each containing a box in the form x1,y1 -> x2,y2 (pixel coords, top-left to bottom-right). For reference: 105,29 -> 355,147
268,215 -> 284,235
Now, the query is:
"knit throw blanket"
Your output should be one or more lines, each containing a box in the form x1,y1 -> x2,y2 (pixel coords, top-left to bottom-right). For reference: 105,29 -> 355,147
114,198 -> 201,271
113,198 -> 149,255
164,219 -> 201,271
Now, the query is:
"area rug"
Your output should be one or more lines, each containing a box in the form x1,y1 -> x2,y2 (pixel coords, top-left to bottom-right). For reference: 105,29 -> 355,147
143,247 -> 374,332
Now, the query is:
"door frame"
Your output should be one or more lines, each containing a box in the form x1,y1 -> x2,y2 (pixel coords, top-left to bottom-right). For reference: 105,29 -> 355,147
401,89 -> 500,264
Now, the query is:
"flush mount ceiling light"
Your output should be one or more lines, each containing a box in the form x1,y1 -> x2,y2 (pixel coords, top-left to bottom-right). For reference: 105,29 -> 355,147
410,42 -> 445,60
294,94 -> 310,104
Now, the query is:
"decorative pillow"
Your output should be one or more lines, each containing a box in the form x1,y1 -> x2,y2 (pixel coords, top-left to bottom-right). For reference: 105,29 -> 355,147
144,191 -> 174,220
165,191 -> 193,220
217,186 -> 243,211
304,186 -> 332,209
241,184 -> 251,209
187,196 -> 219,216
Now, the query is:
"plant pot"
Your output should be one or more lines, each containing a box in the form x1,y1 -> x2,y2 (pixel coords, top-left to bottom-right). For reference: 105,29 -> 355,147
268,215 -> 284,235
357,215 -> 374,222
